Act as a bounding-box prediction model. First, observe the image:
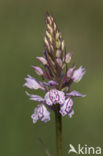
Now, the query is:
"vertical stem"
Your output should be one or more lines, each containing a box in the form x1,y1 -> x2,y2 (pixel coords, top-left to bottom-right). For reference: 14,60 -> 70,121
55,105 -> 62,156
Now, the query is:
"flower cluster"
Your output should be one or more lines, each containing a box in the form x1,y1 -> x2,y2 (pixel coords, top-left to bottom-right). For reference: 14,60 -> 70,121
24,13 -> 86,124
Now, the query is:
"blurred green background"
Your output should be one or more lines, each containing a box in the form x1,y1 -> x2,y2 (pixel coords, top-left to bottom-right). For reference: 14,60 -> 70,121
0,0 -> 103,156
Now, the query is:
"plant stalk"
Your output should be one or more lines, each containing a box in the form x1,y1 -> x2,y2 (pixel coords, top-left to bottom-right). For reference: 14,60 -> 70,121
55,105 -> 62,156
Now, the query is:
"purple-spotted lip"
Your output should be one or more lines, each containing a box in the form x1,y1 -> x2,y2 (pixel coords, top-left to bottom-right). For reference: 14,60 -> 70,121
59,97 -> 73,116
31,104 -> 50,123
45,89 -> 65,106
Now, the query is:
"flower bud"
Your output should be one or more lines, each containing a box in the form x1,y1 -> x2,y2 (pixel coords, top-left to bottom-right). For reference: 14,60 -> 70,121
56,58 -> 62,67
36,57 -> 47,65
56,49 -> 62,58
56,40 -> 61,49
67,66 -> 75,78
32,66 -> 43,76
44,37 -> 49,48
47,24 -> 53,34
46,30 -> 52,42
65,53 -> 72,63
61,40 -> 65,50
56,31 -> 60,40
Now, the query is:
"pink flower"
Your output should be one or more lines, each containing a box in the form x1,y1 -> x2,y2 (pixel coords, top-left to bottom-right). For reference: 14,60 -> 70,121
56,58 -> 62,67
24,75 -> 44,90
65,52 -> 72,63
31,104 -> 50,123
60,98 -> 73,116
72,66 -> 86,82
45,89 -> 65,106
36,57 -> 47,65
32,66 -> 43,76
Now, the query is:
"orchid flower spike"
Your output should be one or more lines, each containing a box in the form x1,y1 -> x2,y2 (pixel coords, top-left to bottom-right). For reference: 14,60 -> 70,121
24,13 -> 86,124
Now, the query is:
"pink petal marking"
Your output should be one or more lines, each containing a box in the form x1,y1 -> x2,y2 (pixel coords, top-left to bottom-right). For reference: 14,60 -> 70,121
31,104 -> 50,123
45,89 -> 65,106
60,98 -> 73,116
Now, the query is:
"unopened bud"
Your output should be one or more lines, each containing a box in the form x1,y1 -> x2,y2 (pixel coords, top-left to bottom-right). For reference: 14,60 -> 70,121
61,40 -> 65,50
44,37 -> 49,47
56,58 -> 62,67
56,31 -> 60,40
36,57 -> 47,65
67,66 -> 75,78
47,24 -> 53,34
32,66 -> 43,76
54,23 -> 57,31
47,16 -> 52,25
46,31 -> 52,42
65,53 -> 72,63
56,50 -> 62,58
56,40 -> 61,49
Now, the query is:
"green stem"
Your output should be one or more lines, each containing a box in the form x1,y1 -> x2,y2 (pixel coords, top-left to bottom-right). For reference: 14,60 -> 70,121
55,105 -> 62,156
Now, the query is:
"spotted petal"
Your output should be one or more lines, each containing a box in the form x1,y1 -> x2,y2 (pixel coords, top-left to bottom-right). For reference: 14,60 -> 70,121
60,98 -> 73,116
31,104 -> 50,123
45,89 -> 65,106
